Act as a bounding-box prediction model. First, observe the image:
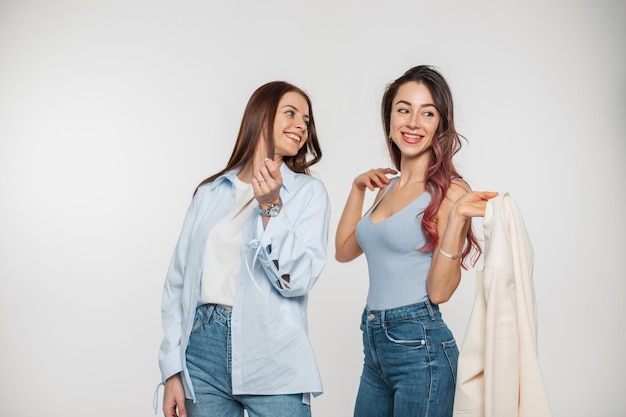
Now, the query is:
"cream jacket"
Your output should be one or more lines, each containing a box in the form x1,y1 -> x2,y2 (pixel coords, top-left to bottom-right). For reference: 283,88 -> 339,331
452,193 -> 552,417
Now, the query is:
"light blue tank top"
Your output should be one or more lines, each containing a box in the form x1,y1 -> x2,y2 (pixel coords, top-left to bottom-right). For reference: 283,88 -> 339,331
355,177 -> 433,310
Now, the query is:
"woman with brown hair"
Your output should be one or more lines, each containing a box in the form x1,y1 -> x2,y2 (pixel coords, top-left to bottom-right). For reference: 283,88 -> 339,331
158,81 -> 330,417
335,66 -> 496,417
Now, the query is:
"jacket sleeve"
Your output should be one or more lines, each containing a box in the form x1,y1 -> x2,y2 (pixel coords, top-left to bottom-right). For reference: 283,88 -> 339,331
158,193 -> 199,381
252,180 -> 330,297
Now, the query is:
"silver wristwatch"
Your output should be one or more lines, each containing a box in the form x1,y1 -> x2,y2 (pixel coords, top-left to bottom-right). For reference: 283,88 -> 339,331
259,198 -> 282,217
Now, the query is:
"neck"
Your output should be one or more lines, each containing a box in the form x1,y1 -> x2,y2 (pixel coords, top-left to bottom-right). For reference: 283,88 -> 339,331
398,154 -> 430,186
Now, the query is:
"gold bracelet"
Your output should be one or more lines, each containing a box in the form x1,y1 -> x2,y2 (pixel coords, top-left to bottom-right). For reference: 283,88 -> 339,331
439,248 -> 461,260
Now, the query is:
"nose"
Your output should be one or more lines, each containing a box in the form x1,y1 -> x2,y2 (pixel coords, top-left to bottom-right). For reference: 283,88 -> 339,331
295,117 -> 307,130
407,113 -> 420,129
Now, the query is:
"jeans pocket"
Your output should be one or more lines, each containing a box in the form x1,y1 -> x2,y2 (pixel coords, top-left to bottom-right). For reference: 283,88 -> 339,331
442,339 -> 459,383
383,319 -> 426,347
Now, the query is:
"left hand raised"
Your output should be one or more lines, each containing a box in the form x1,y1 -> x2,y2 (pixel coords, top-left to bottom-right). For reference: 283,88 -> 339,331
252,158 -> 282,206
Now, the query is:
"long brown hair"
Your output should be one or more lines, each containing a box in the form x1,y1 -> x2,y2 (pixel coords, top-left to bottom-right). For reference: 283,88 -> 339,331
381,65 -> 481,268
194,81 -> 322,195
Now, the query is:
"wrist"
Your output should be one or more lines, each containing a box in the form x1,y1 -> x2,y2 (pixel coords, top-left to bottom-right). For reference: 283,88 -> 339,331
165,373 -> 182,384
439,247 -> 461,260
259,197 -> 282,217
258,197 -> 281,210
352,182 -> 367,193
448,208 -> 468,227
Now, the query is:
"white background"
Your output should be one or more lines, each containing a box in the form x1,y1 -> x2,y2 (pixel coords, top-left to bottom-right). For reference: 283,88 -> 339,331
1,1 -> 624,416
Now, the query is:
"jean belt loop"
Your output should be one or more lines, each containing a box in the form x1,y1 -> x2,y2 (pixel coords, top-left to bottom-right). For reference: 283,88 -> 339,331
380,309 -> 387,329
426,299 -> 436,321
207,304 -> 216,322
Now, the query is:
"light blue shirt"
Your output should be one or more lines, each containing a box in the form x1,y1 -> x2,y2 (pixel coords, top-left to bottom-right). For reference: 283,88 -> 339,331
158,164 -> 330,402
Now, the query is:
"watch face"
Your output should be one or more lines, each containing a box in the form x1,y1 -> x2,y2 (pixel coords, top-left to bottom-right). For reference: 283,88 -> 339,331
268,204 -> 281,216
260,198 -> 282,217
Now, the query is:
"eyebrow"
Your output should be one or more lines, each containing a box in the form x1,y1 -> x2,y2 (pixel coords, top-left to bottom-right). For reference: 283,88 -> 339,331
394,100 -> 436,108
282,104 -> 310,119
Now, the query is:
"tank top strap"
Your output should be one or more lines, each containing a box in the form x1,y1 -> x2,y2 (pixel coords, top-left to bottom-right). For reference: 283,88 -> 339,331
365,176 -> 398,216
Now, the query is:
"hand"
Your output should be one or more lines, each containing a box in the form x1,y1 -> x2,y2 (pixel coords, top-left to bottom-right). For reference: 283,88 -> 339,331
453,191 -> 499,219
163,374 -> 186,417
252,158 -> 283,207
354,168 -> 398,191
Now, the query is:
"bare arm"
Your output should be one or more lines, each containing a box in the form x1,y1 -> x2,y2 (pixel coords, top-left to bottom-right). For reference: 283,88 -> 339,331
335,168 -> 397,262
427,183 -> 498,304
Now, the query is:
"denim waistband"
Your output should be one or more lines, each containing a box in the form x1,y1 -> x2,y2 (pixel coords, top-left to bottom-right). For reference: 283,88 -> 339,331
363,300 -> 439,324
197,303 -> 232,324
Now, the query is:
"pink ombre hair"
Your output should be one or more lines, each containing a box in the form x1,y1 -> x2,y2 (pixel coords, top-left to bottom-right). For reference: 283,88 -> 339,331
381,65 -> 481,268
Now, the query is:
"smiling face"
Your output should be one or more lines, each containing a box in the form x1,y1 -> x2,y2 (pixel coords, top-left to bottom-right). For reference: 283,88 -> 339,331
389,81 -> 441,164
272,91 -> 310,161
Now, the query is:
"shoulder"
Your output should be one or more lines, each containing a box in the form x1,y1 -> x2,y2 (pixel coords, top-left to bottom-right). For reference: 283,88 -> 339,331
193,173 -> 235,202
436,178 -> 470,219
285,170 -> 328,195
298,173 -> 326,189
446,178 -> 470,200
284,174 -> 330,214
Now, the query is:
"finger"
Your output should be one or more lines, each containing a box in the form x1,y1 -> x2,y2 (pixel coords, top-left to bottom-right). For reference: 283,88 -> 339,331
372,168 -> 397,179
362,173 -> 378,191
258,167 -> 278,187
163,403 -> 175,417
258,167 -> 269,181
359,176 -> 382,191
377,172 -> 394,184
254,172 -> 268,187
467,191 -> 498,203
458,201 -> 489,218
371,174 -> 390,186
177,401 -> 187,417
356,170 -> 385,191
370,177 -> 388,189
264,157 -> 281,177
481,191 -> 499,199
375,168 -> 397,182
371,171 -> 394,188
263,165 -> 283,185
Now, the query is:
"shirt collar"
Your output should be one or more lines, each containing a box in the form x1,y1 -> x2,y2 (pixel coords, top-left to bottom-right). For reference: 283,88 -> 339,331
278,162 -> 296,194
207,170 -> 236,191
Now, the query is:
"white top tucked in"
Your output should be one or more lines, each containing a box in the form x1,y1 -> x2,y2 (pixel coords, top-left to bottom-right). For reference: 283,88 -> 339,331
199,176 -> 255,307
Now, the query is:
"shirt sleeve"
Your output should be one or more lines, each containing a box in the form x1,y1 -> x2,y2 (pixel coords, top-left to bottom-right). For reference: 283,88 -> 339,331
252,180 -> 330,297
158,192 -> 200,381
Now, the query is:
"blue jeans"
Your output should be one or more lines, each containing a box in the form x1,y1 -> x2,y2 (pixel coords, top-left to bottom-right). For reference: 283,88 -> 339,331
185,304 -> 311,417
354,301 -> 459,417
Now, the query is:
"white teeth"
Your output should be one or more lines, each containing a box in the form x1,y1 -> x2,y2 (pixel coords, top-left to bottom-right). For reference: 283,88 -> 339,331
286,133 -> 300,142
404,134 -> 420,140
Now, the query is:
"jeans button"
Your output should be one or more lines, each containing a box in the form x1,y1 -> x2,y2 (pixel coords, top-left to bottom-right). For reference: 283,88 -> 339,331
368,314 -> 375,321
